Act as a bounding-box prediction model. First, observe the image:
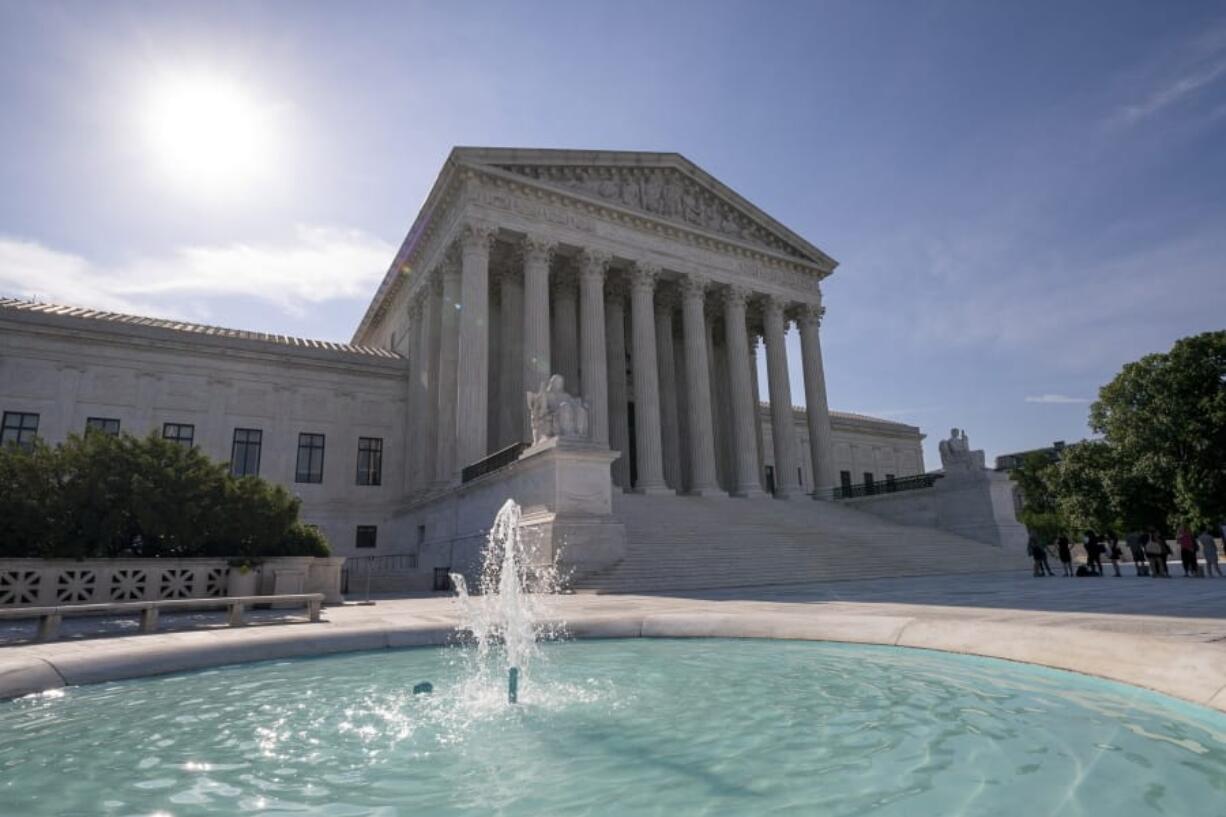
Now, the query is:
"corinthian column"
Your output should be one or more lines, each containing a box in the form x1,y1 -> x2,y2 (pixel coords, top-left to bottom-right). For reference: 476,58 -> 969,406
522,234 -> 555,434
578,249 -> 610,444
724,286 -> 766,496
764,295 -> 800,498
605,280 -> 631,488
628,263 -> 668,493
798,297 -> 837,498
422,277 -> 441,485
552,274 -> 580,394
456,222 -> 495,470
498,261 -> 524,446
435,256 -> 461,483
407,297 -> 426,492
655,298 -> 681,490
679,274 -> 719,494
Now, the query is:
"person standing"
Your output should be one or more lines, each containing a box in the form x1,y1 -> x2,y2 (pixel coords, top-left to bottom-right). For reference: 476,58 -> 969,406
1084,530 -> 1103,576
1106,531 -> 1122,577
1126,531 -> 1148,576
1028,535 -> 1043,577
1143,532 -> 1165,577
1057,534 -> 1074,577
1177,527 -> 1199,577
1157,530 -> 1172,577
1199,529 -> 1222,577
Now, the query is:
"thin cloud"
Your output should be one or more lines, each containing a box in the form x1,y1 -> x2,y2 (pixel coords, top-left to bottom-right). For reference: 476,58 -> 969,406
0,226 -> 395,320
1025,394 -> 1090,405
1114,58 -> 1226,125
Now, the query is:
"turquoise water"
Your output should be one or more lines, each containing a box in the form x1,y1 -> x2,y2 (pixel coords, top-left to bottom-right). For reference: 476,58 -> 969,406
2,639 -> 1225,816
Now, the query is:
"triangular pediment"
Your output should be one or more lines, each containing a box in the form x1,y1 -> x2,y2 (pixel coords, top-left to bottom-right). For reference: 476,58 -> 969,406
453,148 -> 835,269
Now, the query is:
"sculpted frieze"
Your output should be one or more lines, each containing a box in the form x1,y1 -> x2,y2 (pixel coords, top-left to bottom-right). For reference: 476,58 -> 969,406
493,164 -> 807,260
479,187 -> 595,233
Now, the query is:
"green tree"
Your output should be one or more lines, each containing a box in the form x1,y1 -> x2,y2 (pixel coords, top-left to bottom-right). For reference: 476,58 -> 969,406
1091,330 -> 1226,530
1009,451 -> 1068,542
1050,441 -> 1120,532
0,439 -> 64,557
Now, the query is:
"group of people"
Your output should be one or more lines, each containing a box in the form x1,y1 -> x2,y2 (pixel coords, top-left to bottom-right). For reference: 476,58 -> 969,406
1027,524 -> 1225,578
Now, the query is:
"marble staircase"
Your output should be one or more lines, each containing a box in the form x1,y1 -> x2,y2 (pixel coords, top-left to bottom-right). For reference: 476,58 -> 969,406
568,492 -> 1028,593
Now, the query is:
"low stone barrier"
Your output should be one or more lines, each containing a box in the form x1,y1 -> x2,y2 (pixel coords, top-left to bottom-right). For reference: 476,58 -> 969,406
0,557 -> 345,608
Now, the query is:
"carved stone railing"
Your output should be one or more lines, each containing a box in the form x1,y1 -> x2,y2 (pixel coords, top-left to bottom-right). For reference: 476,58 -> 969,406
0,556 -> 345,608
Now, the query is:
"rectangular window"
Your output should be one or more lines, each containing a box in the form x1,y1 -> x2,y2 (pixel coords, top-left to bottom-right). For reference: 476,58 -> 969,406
163,422 -> 195,448
840,470 -> 853,498
231,428 -> 262,477
355,525 -> 377,549
295,432 -> 326,483
356,436 -> 383,486
863,472 -> 875,495
1,411 -> 39,451
85,417 -> 121,436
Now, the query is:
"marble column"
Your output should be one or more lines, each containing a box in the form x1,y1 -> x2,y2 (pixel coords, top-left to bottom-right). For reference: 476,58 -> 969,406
578,249 -> 611,445
605,280 -> 631,488
552,274 -> 580,395
724,286 -> 766,496
679,274 -> 720,494
749,333 -> 766,486
486,280 -> 501,448
422,278 -> 442,486
407,297 -> 427,492
709,319 -> 733,492
628,263 -> 668,493
764,296 -> 800,498
654,299 -> 682,490
522,235 -> 554,438
435,256 -> 461,483
798,299 -> 837,498
498,265 -> 524,446
457,223 -> 495,469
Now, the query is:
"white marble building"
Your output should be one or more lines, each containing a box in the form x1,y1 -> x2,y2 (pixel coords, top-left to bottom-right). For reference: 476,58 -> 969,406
1,148 -> 946,574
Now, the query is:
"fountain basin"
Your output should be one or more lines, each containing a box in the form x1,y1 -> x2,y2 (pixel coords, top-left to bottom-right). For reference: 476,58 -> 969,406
3,638 -> 1224,816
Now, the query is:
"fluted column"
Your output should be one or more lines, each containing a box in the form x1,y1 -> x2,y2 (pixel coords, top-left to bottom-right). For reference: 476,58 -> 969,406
724,286 -> 765,496
498,265 -> 524,446
407,297 -> 427,492
605,281 -> 631,488
654,299 -> 681,490
578,249 -> 610,444
764,296 -> 800,498
522,235 -> 555,439
749,333 -> 766,485
456,222 -> 495,470
628,263 -> 668,493
435,256 -> 461,483
422,277 -> 441,486
679,274 -> 719,494
552,275 -> 580,395
798,298 -> 837,498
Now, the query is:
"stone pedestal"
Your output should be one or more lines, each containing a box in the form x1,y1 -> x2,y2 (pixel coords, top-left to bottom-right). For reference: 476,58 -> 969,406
935,469 -> 1029,551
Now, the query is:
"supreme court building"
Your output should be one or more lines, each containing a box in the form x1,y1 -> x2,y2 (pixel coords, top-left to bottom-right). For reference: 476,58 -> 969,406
3,149 -> 971,590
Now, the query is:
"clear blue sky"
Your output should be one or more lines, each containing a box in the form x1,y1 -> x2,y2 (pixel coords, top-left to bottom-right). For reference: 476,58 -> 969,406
2,1 -> 1224,469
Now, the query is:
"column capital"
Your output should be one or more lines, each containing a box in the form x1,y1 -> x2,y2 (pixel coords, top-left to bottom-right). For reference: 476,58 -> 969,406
629,262 -> 661,291
579,248 -> 612,282
724,284 -> 752,310
764,294 -> 791,321
679,273 -> 709,302
437,253 -> 461,283
796,300 -> 826,329
522,233 -> 558,265
459,221 -> 497,254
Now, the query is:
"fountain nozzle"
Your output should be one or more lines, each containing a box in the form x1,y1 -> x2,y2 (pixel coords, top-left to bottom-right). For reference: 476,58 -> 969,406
508,666 -> 520,704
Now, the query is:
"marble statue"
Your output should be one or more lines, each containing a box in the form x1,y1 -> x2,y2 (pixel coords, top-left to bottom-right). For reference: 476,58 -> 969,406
527,374 -> 591,445
939,428 -> 986,472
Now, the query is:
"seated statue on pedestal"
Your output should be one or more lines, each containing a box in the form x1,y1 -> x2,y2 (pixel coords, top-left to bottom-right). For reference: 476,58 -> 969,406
527,375 -> 591,446
939,428 -> 986,473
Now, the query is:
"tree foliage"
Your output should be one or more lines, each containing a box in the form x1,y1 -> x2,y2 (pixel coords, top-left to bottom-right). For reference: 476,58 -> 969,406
0,431 -> 330,559
1090,330 -> 1226,531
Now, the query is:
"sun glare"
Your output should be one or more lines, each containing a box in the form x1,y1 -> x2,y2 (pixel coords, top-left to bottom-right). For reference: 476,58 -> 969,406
144,72 -> 277,197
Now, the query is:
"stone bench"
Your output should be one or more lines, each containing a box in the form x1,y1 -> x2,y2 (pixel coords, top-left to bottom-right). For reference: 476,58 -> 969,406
0,594 -> 324,641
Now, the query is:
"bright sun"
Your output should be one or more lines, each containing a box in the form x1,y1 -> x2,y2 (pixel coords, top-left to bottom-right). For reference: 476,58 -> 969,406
144,73 -> 277,196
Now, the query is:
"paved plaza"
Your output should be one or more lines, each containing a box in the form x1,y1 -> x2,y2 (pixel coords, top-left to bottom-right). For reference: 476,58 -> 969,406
2,569 -> 1225,713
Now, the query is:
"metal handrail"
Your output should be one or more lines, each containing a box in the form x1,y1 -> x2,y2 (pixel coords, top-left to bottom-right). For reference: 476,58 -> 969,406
460,442 -> 527,484
820,473 -> 942,501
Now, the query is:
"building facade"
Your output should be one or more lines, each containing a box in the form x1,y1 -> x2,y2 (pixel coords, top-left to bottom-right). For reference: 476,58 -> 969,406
1,148 -> 930,561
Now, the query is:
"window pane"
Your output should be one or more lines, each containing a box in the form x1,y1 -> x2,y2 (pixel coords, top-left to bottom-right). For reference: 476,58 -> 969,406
296,433 -> 325,483
356,436 -> 383,486
162,423 -> 195,448
85,417 -> 121,436
1,412 -> 39,451
355,525 -> 377,549
231,428 -> 262,476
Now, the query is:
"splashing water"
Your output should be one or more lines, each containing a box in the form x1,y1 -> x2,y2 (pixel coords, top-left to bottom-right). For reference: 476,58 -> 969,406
450,499 -> 566,708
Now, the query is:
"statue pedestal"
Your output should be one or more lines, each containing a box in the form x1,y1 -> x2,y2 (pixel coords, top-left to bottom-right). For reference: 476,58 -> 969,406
515,437 -> 626,577
935,467 -> 1029,551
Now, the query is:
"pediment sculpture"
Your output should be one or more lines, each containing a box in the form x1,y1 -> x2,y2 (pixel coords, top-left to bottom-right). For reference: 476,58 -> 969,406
939,428 -> 986,473
493,164 -> 808,260
527,374 -> 591,446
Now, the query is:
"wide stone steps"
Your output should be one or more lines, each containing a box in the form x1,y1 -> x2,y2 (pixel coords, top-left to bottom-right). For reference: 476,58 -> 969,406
569,493 -> 1024,593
